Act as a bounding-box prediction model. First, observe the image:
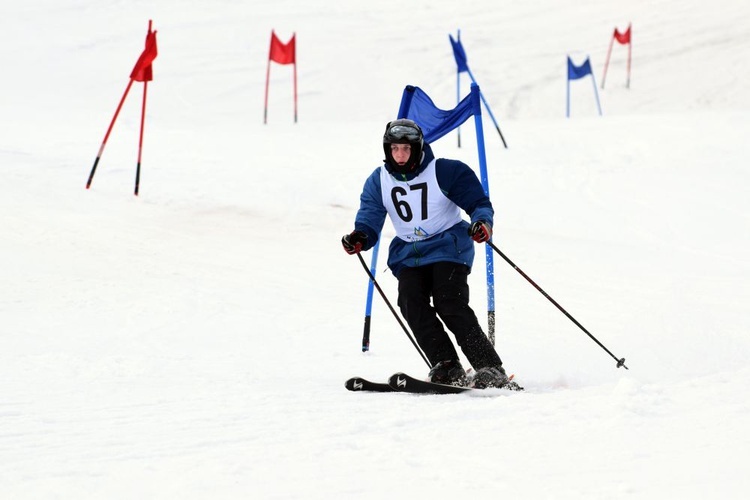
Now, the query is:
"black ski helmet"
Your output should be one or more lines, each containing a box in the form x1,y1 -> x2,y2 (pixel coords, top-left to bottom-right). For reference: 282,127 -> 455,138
383,119 -> 424,174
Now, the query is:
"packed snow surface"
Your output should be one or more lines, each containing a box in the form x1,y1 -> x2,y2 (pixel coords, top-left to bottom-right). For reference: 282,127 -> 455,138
2,0 -> 749,498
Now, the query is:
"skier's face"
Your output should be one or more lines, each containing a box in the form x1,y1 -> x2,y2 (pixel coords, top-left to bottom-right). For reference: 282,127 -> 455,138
390,144 -> 412,165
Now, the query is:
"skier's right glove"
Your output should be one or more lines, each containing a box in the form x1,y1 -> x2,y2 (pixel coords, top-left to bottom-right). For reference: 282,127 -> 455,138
469,221 -> 492,243
342,230 -> 368,255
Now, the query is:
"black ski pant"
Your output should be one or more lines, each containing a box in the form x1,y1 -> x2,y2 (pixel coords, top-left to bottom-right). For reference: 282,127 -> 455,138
397,262 -> 502,370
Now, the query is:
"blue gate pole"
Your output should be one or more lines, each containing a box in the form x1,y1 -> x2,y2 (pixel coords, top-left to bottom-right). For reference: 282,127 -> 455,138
471,84 -> 496,344
361,239 -> 381,351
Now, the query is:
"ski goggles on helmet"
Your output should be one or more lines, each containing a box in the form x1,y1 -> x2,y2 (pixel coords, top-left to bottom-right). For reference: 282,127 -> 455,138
386,124 -> 422,142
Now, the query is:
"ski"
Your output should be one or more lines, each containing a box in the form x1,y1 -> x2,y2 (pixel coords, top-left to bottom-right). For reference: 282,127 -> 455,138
345,376 -> 394,392
388,371 -> 525,394
346,372 -> 524,394
387,372 -> 471,394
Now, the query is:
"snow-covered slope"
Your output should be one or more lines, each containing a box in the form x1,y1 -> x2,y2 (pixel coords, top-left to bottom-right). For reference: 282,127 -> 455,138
2,0 -> 749,498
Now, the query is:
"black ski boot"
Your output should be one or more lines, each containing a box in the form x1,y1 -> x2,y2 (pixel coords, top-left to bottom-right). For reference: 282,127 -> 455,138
428,359 -> 468,386
470,365 -> 510,389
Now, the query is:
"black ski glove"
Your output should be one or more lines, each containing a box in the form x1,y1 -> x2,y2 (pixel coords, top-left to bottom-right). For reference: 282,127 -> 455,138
342,230 -> 368,255
469,221 -> 492,243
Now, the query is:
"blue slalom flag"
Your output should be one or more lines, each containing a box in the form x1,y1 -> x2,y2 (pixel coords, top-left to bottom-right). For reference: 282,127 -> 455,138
449,34 -> 469,73
567,56 -> 593,80
566,55 -> 602,117
447,32 -> 508,149
397,85 -> 480,143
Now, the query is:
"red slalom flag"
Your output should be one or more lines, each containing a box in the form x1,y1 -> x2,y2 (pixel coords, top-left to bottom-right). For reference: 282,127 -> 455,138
614,25 -> 631,44
264,30 -> 298,123
269,31 -> 295,65
601,23 -> 632,89
130,28 -> 158,82
87,21 -> 159,193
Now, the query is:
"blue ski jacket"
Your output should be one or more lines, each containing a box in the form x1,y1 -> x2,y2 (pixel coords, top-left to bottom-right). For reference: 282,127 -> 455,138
354,143 -> 494,278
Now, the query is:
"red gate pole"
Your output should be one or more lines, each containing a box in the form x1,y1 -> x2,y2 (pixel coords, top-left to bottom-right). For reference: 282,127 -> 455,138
86,79 -> 135,189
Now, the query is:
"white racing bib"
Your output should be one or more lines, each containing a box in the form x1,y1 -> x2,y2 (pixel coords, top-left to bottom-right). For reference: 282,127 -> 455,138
380,159 -> 462,242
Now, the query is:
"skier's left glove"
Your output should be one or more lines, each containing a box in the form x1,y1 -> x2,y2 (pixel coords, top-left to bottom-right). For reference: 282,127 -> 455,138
342,230 -> 368,254
469,221 -> 492,243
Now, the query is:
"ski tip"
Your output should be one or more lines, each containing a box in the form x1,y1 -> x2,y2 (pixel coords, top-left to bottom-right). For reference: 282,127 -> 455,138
388,372 -> 413,391
345,376 -> 394,393
345,377 -> 363,391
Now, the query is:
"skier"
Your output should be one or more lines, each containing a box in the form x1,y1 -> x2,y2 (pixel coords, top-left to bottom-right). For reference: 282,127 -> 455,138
342,118 -> 511,389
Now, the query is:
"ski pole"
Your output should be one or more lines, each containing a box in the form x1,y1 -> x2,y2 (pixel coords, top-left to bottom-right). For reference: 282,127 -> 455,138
356,252 -> 432,369
487,241 -> 628,370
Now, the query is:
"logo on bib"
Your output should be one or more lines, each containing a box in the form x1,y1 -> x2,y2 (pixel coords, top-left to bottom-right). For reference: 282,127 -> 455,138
413,226 -> 430,239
